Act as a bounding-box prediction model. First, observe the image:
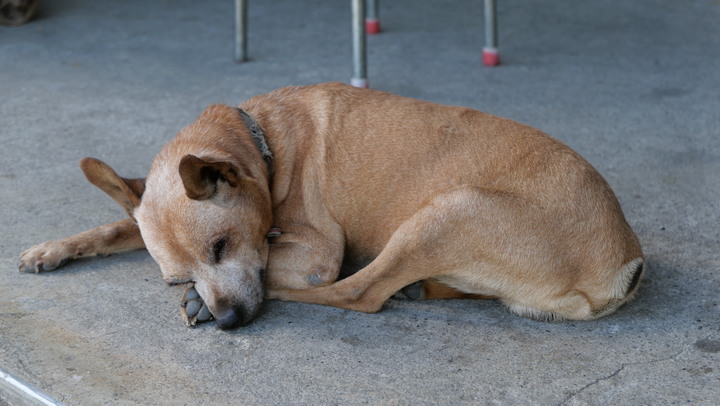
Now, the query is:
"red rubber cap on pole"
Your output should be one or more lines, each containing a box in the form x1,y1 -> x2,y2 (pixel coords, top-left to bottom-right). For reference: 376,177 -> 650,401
365,19 -> 381,34
482,47 -> 500,66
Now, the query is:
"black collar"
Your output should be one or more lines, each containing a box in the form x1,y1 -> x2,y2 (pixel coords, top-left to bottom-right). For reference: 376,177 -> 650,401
236,108 -> 273,181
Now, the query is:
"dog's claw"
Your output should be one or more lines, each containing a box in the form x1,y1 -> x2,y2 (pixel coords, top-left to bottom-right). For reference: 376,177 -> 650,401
181,285 -> 214,327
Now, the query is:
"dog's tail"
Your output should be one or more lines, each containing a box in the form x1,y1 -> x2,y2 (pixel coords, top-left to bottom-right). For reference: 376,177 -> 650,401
593,257 -> 646,319
621,258 -> 645,299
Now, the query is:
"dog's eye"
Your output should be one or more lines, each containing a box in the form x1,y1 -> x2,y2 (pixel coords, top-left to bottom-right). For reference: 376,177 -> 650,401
211,237 -> 228,263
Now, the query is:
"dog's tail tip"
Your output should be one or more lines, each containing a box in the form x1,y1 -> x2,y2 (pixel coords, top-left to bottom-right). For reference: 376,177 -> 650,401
623,257 -> 645,297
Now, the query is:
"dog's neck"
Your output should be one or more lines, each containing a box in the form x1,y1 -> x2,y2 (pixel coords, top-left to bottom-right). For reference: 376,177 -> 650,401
236,108 -> 273,182
235,108 -> 281,239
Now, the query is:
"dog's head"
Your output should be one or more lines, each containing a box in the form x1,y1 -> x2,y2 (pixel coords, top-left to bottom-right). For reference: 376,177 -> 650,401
81,105 -> 272,329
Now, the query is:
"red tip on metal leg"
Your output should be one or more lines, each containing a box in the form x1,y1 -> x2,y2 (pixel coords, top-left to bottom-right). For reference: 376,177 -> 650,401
365,19 -> 381,34
482,47 -> 500,66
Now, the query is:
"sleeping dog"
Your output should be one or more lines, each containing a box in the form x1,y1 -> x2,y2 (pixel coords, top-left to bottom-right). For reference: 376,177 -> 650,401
19,83 -> 644,329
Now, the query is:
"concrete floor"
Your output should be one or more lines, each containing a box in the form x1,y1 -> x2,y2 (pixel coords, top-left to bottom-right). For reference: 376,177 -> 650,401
1,0 -> 718,404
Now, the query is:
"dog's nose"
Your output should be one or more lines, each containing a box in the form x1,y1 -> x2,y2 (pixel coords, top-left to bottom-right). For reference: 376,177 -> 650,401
214,306 -> 244,330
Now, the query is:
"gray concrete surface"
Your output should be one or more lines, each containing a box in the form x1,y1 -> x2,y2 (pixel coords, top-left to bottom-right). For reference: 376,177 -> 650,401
1,0 -> 719,404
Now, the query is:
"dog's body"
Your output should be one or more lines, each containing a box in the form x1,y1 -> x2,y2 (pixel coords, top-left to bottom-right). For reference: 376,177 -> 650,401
19,83 -> 644,329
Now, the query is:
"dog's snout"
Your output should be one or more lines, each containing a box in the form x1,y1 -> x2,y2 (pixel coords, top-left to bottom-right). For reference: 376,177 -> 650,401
214,306 -> 245,330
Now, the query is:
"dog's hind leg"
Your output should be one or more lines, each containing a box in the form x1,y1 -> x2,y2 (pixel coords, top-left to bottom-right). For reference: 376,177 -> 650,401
19,218 -> 144,273
269,188 -> 495,313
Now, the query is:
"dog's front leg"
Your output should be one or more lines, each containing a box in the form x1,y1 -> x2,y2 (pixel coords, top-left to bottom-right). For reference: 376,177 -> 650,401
265,227 -> 345,290
19,218 -> 144,273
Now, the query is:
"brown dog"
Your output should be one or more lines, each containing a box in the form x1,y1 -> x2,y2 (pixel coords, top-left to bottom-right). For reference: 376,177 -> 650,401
19,83 -> 644,330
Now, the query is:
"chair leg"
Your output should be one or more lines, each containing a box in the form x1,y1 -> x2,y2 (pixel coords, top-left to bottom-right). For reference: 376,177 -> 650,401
351,0 -> 369,87
234,0 -> 248,62
365,0 -> 381,34
483,0 -> 500,66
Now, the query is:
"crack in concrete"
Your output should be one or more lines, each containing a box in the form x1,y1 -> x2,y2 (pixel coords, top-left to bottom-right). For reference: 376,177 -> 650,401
559,349 -> 685,405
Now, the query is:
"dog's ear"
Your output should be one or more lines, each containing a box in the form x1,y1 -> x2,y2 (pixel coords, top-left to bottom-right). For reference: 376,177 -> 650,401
80,157 -> 145,217
178,155 -> 239,200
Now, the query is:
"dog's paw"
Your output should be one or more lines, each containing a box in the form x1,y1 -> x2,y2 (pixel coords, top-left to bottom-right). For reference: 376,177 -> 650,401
180,285 -> 214,327
18,241 -> 75,273
392,281 -> 426,300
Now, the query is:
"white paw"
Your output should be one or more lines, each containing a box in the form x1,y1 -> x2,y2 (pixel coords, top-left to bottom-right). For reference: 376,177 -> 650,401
18,241 -> 76,273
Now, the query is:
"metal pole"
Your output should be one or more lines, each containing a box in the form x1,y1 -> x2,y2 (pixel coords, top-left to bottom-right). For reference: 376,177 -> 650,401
351,0 -> 368,88
235,0 -> 248,62
482,0 -> 500,66
366,0 -> 380,34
